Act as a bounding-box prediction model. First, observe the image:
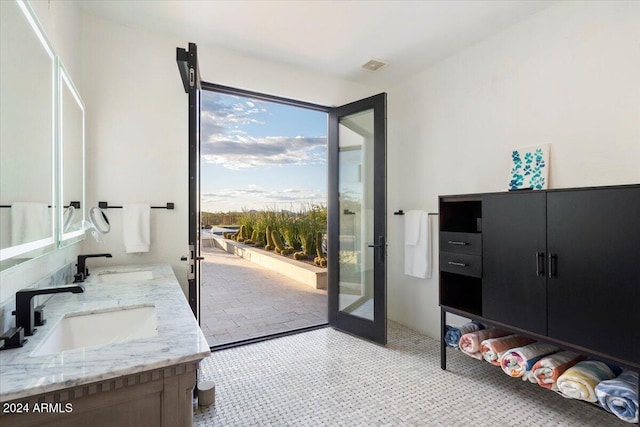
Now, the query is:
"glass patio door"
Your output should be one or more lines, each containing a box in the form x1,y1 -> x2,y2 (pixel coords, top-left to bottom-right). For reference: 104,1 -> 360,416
328,93 -> 387,345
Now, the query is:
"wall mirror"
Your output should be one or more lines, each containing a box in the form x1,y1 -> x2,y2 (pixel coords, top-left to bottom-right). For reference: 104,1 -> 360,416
0,0 -> 56,270
59,60 -> 86,245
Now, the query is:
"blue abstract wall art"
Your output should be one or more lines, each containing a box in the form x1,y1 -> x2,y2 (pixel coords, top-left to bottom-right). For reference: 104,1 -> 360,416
508,144 -> 549,191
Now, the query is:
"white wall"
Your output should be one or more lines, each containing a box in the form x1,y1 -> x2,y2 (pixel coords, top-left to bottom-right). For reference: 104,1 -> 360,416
387,1 -> 640,339
79,14 -> 380,294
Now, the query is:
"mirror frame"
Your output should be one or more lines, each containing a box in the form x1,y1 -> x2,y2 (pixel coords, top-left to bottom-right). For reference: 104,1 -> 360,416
58,59 -> 86,246
0,0 -> 57,265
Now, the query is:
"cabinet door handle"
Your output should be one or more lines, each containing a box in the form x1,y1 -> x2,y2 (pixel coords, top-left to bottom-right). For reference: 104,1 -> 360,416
447,241 -> 468,246
448,261 -> 467,267
548,253 -> 557,278
536,252 -> 545,276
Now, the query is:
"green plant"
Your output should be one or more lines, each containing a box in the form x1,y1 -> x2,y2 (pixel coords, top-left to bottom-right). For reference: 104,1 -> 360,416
265,225 -> 275,251
253,231 -> 266,247
244,229 -> 258,245
280,213 -> 302,251
271,229 -> 285,253
314,230 -> 327,267
296,204 -> 325,255
236,225 -> 246,242
293,251 -> 307,260
223,231 -> 238,240
238,210 -> 256,240
299,232 -> 314,257
271,229 -> 294,255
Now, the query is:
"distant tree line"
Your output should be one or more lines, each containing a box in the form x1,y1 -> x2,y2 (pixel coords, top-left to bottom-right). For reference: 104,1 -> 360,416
201,211 -> 242,227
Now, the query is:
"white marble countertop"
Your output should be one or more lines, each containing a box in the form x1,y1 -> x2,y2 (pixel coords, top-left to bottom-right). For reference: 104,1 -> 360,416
0,263 -> 211,402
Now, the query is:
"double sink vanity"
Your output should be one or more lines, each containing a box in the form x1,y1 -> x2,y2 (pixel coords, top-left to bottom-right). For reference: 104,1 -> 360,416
1,4 -> 210,425
0,264 -> 210,427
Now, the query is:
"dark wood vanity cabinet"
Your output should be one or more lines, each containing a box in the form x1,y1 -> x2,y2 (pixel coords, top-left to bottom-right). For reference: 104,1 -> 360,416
440,184 -> 640,368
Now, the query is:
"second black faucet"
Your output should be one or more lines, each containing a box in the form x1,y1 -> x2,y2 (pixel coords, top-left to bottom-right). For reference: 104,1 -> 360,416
74,253 -> 112,283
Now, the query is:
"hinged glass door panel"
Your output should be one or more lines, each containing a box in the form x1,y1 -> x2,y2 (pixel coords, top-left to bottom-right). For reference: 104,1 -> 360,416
329,93 -> 386,345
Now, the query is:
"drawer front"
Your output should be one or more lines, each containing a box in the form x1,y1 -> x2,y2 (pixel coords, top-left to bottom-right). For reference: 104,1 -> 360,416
440,252 -> 482,278
440,232 -> 482,255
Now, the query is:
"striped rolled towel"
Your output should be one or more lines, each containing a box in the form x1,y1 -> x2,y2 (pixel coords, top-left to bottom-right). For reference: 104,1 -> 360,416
445,322 -> 484,349
459,328 -> 510,360
500,342 -> 560,378
481,335 -> 536,366
557,360 -> 622,402
595,370 -> 639,423
527,351 -> 586,390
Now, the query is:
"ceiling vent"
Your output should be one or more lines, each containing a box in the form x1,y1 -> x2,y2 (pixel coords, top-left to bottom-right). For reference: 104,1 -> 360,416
361,59 -> 386,71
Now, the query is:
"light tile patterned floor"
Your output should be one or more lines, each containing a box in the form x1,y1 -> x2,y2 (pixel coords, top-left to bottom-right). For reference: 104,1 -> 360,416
194,322 -> 627,426
199,246 -> 327,346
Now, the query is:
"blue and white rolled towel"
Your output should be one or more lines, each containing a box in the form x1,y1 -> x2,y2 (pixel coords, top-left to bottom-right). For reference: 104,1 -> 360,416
444,322 -> 483,349
596,370 -> 638,423
557,360 -> 622,402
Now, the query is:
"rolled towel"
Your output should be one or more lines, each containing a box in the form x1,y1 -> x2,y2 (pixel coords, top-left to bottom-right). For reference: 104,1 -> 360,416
557,360 -> 622,402
459,328 -> 509,360
595,370 -> 638,423
481,335 -> 536,366
527,351 -> 586,390
500,342 -> 560,378
445,322 -> 484,349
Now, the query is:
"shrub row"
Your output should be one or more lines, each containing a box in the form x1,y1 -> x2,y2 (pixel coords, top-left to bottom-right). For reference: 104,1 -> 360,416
223,205 -> 327,267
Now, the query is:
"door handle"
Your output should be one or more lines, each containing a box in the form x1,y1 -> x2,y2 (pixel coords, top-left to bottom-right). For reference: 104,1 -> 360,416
536,252 -> 545,276
548,253 -> 557,278
196,256 -> 205,261
367,236 -> 386,263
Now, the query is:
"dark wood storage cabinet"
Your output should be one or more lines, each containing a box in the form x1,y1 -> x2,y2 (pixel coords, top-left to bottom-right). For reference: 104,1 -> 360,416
482,192 -> 547,334
440,184 -> 640,370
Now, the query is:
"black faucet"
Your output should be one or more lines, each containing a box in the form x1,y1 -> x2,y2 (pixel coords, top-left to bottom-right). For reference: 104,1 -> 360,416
74,253 -> 112,283
13,285 -> 85,336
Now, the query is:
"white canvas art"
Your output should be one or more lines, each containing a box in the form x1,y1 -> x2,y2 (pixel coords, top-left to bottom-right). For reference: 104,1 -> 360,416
508,144 -> 550,190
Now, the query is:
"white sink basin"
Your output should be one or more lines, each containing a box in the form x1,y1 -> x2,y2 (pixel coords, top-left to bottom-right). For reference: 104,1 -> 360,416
97,270 -> 153,283
30,305 -> 157,357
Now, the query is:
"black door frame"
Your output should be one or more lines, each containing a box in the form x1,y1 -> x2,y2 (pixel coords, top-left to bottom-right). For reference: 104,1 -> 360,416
328,93 -> 387,345
201,82 -> 329,113
177,43 -> 202,318
183,72 -> 388,346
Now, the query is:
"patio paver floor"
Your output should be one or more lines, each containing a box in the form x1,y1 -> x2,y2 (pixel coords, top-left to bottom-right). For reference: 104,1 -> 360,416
199,246 -> 328,347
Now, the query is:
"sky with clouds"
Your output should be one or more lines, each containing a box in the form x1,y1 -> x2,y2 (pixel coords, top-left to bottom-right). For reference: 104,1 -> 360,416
200,91 -> 328,213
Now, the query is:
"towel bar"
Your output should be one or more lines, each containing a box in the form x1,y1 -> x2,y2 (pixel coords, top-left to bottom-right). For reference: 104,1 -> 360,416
98,201 -> 175,210
0,202 -> 81,209
394,210 -> 438,216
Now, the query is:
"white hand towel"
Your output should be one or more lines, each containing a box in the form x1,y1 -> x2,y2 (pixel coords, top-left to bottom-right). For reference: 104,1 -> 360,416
11,202 -> 50,245
404,210 -> 422,245
404,210 -> 431,278
123,204 -> 150,253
